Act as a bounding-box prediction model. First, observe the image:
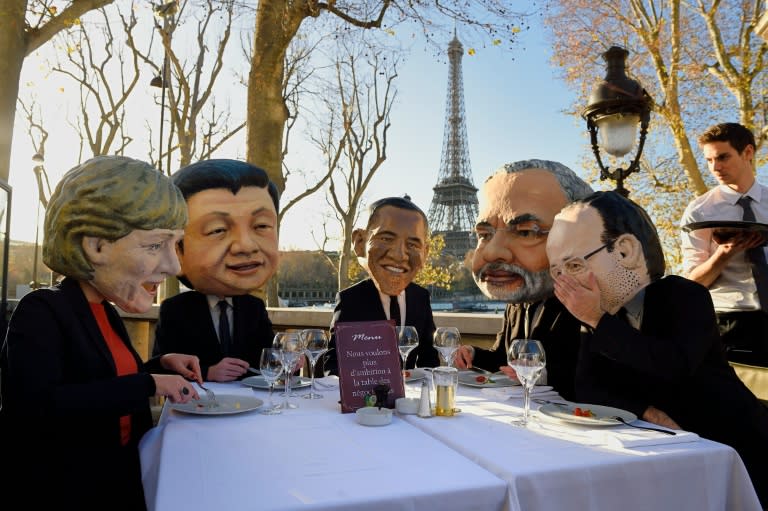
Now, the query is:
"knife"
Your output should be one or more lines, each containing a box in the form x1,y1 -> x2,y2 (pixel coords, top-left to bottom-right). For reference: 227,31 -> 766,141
247,367 -> 260,375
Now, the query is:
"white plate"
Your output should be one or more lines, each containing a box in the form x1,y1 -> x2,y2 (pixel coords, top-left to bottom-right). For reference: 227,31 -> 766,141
403,368 -> 428,382
170,395 -> 263,416
241,375 -> 312,390
458,370 -> 518,388
538,402 -> 637,426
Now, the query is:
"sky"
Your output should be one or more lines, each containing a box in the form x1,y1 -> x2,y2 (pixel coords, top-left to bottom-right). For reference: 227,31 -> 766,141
8,9 -> 589,251
276,21 -> 588,250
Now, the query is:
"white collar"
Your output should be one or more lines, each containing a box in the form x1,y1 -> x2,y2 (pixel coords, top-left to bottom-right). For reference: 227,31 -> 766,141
206,295 -> 232,311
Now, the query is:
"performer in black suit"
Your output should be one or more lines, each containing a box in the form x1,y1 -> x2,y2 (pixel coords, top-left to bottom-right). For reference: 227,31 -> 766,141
152,159 -> 279,382
324,196 -> 440,374
455,160 -> 593,401
548,191 -> 768,506
326,278 -> 438,373
0,157 -> 202,510
473,297 -> 583,401
153,292 -> 274,380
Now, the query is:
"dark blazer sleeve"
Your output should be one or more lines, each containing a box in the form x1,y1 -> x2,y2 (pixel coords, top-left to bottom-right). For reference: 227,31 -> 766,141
472,303 -> 516,371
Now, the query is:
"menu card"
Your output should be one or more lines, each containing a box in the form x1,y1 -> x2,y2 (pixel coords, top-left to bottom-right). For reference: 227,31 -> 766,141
334,320 -> 405,413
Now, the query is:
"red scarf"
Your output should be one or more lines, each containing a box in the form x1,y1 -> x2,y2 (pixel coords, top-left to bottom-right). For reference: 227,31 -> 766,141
90,302 -> 138,446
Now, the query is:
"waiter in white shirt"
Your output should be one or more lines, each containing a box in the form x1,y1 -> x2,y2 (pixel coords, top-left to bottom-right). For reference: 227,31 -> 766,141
680,122 -> 768,367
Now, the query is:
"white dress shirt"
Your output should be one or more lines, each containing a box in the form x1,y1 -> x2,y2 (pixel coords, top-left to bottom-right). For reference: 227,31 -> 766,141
680,182 -> 768,312
378,290 -> 406,326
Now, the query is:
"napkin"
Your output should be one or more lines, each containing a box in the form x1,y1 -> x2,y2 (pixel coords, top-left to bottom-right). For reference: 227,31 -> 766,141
589,428 -> 700,448
480,385 -> 556,400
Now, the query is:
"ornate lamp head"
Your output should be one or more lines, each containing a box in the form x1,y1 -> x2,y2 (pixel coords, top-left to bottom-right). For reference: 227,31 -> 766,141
582,46 -> 653,197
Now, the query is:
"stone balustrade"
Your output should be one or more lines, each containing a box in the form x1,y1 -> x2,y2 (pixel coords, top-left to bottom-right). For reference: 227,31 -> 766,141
120,306 -> 503,361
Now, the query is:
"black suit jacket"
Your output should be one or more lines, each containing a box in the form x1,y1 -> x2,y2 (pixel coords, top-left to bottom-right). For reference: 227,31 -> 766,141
472,297 -> 582,401
0,277 -> 161,509
577,275 -> 768,503
153,290 -> 274,379
324,279 -> 440,374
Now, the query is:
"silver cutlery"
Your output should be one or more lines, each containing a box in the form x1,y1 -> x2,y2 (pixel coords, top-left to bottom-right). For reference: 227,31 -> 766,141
247,367 -> 260,375
610,416 -> 676,435
533,398 -> 570,406
467,366 -> 492,375
198,383 -> 216,404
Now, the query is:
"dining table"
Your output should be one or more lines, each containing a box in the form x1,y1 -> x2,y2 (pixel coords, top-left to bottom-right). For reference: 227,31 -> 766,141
139,377 -> 508,511
139,372 -> 763,511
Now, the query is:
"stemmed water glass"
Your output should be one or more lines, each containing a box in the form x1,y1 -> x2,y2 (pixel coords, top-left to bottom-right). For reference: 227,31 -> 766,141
300,328 -> 329,399
259,348 -> 284,415
434,326 -> 460,367
507,339 -> 546,427
396,326 -> 419,380
273,332 -> 304,409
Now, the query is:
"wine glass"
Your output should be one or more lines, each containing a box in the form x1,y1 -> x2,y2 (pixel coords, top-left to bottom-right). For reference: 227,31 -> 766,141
300,328 -> 329,399
434,326 -> 460,366
273,332 -> 304,409
258,348 -> 284,415
396,326 -> 419,380
507,339 -> 546,427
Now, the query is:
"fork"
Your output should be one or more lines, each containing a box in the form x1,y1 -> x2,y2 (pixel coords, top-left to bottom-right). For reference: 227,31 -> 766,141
610,416 -> 676,435
198,382 -> 216,402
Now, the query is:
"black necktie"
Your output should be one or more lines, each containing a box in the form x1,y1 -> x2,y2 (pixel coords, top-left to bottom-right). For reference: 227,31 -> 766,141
736,196 -> 768,312
389,295 -> 401,326
217,300 -> 233,355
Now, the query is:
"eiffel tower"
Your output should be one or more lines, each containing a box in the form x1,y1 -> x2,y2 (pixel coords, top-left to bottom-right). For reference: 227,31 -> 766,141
427,32 -> 478,261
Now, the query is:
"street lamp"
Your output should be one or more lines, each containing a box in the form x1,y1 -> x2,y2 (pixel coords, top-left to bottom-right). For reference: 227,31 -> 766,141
29,152 -> 52,290
31,154 -> 44,289
582,46 -> 653,197
151,0 -> 176,174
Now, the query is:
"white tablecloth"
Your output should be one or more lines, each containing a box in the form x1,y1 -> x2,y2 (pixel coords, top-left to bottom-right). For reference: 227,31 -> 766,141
139,381 -> 508,511
400,379 -> 762,511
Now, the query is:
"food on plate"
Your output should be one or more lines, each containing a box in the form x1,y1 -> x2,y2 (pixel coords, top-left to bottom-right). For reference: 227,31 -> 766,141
404,370 -> 412,378
573,407 -> 595,418
474,375 -> 497,384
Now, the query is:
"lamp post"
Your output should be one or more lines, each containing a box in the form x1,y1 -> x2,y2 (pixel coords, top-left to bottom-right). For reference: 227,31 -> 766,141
582,46 -> 653,197
30,152 -> 47,290
151,0 -> 177,174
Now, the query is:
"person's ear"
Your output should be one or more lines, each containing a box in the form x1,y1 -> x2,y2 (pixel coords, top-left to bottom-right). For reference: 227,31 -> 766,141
614,233 -> 644,270
743,144 -> 755,164
352,228 -> 367,258
82,236 -> 108,265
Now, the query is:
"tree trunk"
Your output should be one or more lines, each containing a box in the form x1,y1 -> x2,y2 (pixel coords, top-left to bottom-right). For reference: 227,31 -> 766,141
248,2 -> 309,307
0,0 -> 27,182
337,236 -> 352,292
246,1 -> 307,194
